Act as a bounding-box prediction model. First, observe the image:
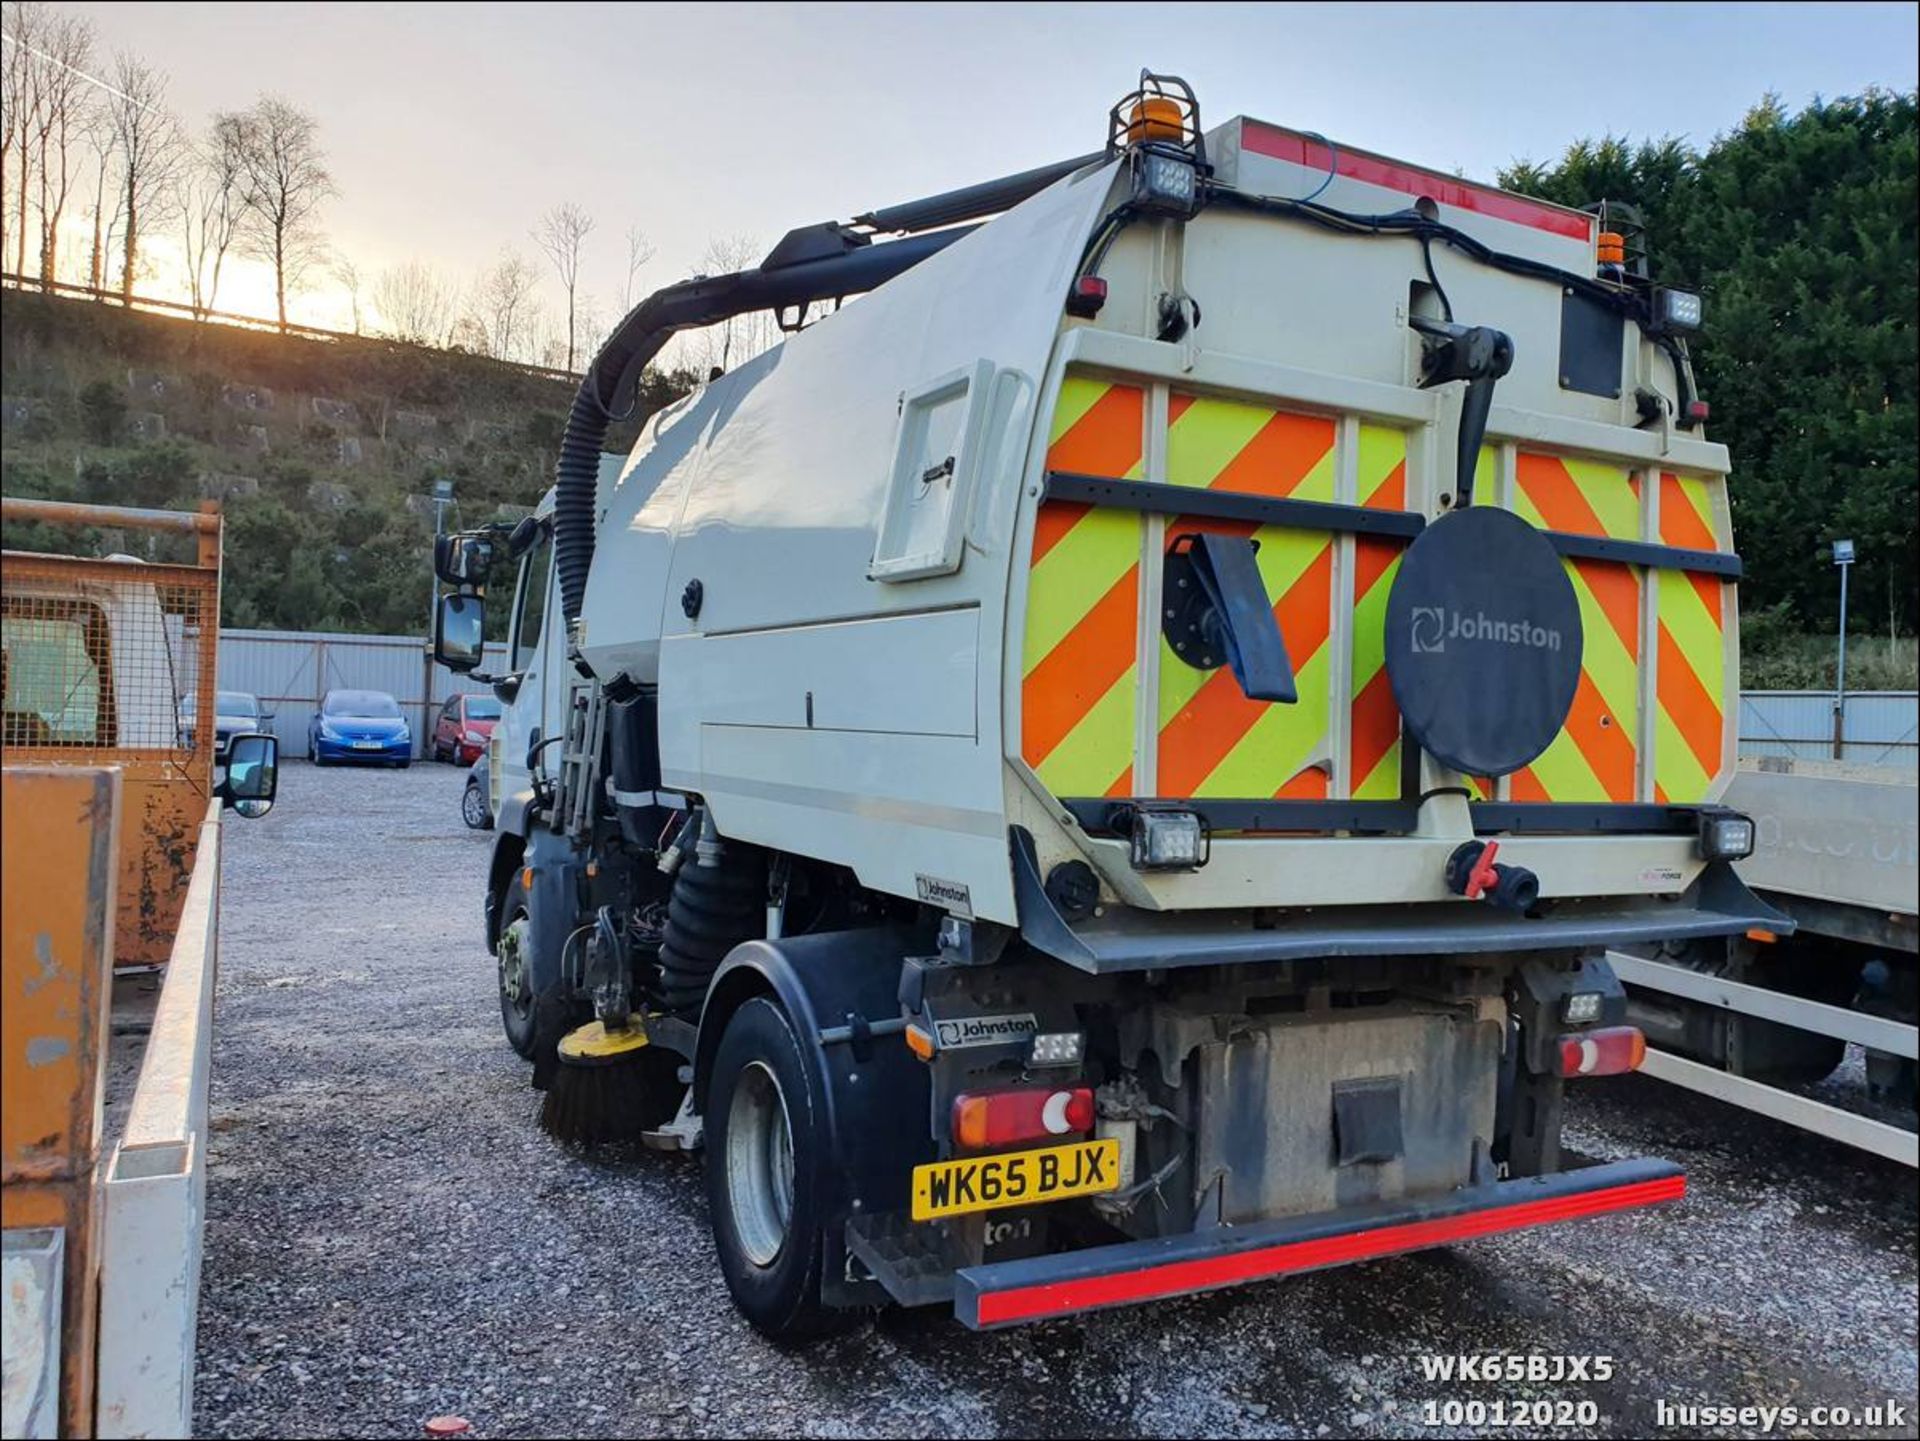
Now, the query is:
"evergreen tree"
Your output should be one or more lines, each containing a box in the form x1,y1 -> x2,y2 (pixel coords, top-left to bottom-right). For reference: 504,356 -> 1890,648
1500,91 -> 1917,634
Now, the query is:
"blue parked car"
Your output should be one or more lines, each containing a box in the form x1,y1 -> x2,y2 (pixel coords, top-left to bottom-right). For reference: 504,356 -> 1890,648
309,689 -> 412,767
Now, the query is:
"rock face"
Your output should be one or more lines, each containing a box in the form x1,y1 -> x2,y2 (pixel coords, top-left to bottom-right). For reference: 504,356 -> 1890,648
223,383 -> 275,412
391,409 -> 439,441
311,396 -> 362,429
0,395 -> 44,430
307,480 -> 355,512
129,411 -> 167,440
200,473 -> 261,500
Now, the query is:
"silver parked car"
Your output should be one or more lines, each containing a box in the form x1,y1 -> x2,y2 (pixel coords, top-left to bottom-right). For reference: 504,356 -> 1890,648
462,753 -> 493,830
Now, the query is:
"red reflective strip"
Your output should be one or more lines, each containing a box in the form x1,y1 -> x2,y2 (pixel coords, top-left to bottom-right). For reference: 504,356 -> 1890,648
1242,122 -> 1592,241
973,1173 -> 1685,1327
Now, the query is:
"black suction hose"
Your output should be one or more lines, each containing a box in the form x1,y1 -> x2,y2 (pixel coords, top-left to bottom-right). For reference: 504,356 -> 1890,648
550,151 -> 1110,658
554,379 -> 614,633
549,224 -> 1000,657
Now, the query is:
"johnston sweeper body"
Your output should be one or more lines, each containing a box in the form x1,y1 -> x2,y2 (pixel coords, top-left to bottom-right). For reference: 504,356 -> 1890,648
431,78 -> 1781,1335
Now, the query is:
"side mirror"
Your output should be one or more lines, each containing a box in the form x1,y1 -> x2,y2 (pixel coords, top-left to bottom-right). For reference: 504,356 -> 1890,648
221,732 -> 279,818
491,673 -> 522,705
435,592 -> 486,672
433,532 -> 496,586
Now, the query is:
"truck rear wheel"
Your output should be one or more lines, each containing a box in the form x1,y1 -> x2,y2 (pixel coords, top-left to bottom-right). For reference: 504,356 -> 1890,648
703,996 -> 838,1341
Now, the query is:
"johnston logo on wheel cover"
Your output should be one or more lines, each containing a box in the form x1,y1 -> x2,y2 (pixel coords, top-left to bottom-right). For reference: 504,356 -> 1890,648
1385,506 -> 1583,778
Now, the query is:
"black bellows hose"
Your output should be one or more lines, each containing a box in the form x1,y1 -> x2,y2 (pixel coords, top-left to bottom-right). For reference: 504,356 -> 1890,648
553,377 -> 613,632
547,225 -> 985,658
546,151 -> 1104,659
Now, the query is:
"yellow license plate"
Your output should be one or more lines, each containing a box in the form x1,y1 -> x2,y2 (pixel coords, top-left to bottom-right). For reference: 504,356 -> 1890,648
911,1138 -> 1121,1221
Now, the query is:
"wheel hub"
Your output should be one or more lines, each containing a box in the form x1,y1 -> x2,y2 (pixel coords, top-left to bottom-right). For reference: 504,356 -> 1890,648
499,915 -> 531,1011
725,1060 -> 795,1268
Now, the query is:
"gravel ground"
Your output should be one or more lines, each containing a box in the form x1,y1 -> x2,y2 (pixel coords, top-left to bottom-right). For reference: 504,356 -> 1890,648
194,763 -> 1918,1440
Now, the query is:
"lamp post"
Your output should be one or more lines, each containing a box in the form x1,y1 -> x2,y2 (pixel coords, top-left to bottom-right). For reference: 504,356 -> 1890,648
1832,538 -> 1854,760
424,479 -> 455,760
427,478 -> 455,630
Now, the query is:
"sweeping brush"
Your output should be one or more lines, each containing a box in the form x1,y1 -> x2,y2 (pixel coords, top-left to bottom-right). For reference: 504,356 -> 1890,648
539,1019 -> 680,1145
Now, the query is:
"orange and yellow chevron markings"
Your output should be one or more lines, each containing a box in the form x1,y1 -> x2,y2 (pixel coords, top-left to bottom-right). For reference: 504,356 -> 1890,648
1654,471 -> 1728,803
1021,377 -> 1145,797
1350,424 -> 1408,800
1509,452 -> 1642,803
1155,394 -> 1335,800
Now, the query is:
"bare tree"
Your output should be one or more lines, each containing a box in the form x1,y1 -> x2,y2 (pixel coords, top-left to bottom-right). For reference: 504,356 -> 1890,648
687,234 -> 776,375
574,293 -> 605,367
2,0 -> 47,276
478,247 -> 539,360
107,50 -> 179,300
19,9 -> 93,286
533,201 -> 594,371
82,98 -> 113,291
332,253 -> 364,333
447,311 -> 488,354
226,95 -> 331,330
178,118 -> 243,316
372,260 -> 457,345
619,223 -> 653,311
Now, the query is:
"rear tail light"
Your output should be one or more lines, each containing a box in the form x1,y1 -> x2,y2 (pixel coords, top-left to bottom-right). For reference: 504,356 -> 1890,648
953,1087 -> 1094,1151
1557,1026 -> 1646,1078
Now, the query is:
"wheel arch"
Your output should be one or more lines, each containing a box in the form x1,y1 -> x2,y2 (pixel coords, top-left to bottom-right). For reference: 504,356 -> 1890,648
694,928 -> 933,1178
484,827 -> 527,954
692,925 -> 935,1310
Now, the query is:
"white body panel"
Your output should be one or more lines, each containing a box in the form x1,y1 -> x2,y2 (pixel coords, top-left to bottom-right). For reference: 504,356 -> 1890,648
542,117 -> 1736,925
577,165 -> 1115,922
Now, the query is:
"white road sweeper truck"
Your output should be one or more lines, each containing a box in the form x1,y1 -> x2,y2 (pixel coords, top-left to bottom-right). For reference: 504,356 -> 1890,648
430,77 -> 1780,1335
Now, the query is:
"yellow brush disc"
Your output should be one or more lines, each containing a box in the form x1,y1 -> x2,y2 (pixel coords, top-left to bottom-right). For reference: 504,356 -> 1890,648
557,1018 -> 651,1064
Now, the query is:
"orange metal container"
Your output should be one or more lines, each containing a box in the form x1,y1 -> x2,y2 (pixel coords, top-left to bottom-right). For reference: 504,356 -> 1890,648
2,499 -> 223,967
2,765 -> 121,1438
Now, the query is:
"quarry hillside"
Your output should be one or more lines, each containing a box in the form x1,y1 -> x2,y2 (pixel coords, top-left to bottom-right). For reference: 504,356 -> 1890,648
0,288 -> 683,633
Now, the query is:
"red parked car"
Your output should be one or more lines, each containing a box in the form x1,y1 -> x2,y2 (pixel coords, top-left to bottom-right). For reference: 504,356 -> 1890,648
430,691 -> 501,765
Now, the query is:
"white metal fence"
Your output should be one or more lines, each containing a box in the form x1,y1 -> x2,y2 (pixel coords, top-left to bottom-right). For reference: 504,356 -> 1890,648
1738,690 -> 1918,769
217,628 -> 507,759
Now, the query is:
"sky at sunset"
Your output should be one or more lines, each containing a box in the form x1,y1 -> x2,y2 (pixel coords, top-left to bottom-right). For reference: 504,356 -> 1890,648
43,1 -> 1920,344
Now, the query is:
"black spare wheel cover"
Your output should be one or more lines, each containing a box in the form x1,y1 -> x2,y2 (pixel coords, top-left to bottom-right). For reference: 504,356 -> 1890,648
1385,506 -> 1582,777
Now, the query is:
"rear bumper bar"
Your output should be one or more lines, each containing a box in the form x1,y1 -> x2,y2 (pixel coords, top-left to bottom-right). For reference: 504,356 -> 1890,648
954,1157 -> 1684,1329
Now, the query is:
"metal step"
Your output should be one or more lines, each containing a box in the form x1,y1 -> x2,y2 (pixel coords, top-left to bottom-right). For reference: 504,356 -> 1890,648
844,1212 -> 969,1307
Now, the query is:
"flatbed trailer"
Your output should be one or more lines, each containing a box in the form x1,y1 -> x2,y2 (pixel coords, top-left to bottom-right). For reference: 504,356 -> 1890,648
2,499 -> 279,1439
1618,756 -> 1918,1165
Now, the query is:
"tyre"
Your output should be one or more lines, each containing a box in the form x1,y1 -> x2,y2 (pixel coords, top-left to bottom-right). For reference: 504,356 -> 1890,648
704,996 -> 841,1341
496,873 -> 538,1059
462,778 -> 492,830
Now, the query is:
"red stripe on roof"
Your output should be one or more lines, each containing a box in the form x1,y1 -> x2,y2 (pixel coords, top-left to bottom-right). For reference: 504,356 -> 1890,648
973,1172 -> 1684,1327
1241,122 -> 1592,241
